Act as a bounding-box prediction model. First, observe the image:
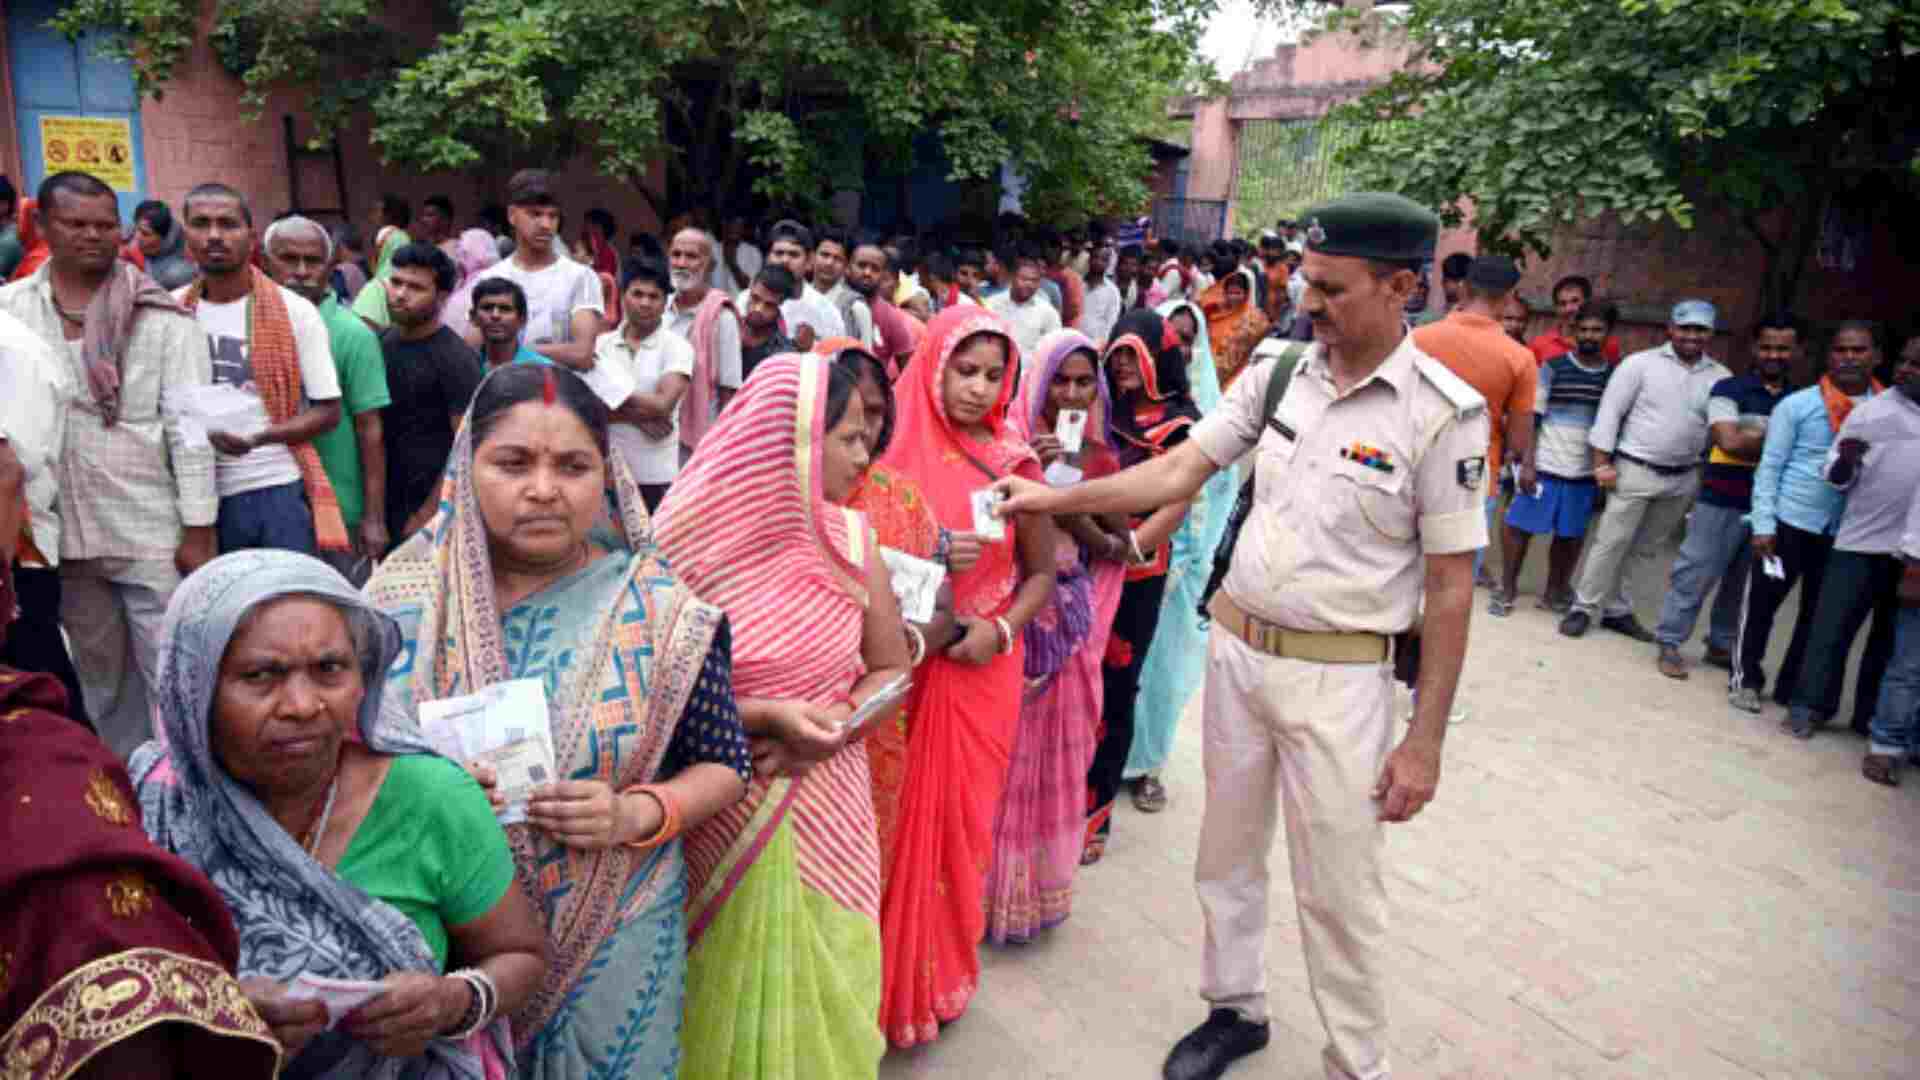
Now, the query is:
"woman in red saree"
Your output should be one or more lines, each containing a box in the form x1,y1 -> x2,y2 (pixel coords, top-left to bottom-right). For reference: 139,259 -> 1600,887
984,328 -> 1131,943
820,338 -> 960,871
875,306 -> 1058,1047
1199,271 -> 1271,392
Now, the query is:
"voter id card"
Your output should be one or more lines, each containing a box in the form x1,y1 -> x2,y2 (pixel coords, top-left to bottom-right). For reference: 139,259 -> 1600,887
1056,409 -> 1088,454
971,488 -> 1007,541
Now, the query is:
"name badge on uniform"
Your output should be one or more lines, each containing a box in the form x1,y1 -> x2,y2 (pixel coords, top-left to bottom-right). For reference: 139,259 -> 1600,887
1457,455 -> 1487,490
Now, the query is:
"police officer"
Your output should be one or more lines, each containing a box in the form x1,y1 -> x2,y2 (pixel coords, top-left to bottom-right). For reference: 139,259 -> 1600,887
996,192 -> 1488,1080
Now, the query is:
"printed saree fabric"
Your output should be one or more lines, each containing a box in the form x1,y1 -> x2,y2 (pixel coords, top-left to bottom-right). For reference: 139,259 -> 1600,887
2,668 -> 280,1080
363,379 -> 722,1076
874,306 -> 1037,1046
983,329 -> 1122,943
652,352 -> 885,1079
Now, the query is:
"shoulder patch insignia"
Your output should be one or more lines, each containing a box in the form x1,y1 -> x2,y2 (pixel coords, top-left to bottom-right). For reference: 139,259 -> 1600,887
1457,456 -> 1486,491
1413,355 -> 1488,419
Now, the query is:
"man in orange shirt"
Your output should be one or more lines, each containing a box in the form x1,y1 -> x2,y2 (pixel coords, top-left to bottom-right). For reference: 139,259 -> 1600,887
1414,256 -> 1540,588
1528,274 -> 1623,364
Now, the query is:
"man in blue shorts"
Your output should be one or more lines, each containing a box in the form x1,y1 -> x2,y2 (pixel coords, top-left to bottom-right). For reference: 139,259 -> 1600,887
1492,301 -> 1616,614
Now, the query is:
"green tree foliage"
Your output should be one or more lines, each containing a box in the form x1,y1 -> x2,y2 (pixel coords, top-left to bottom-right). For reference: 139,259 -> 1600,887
51,0 -> 1223,223
1263,0 -> 1920,309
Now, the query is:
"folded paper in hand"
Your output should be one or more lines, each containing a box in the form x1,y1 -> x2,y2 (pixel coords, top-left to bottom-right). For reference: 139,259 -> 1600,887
419,678 -> 558,825
879,546 -> 945,623
284,973 -> 386,1030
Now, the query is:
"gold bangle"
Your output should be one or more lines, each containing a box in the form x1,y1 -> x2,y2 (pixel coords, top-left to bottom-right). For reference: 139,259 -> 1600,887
619,784 -> 682,850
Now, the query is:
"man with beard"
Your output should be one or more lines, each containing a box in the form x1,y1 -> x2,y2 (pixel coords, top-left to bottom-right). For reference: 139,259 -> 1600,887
1079,242 -> 1122,346
1561,300 -> 1731,641
986,243 -> 1062,361
0,173 -> 216,755
1788,329 -> 1917,744
814,226 -> 874,348
758,219 -> 841,350
956,247 -> 989,303
1730,322 -> 1880,714
1494,302 -> 1617,614
666,227 -> 743,455
469,277 -> 548,369
1650,313 -> 1797,678
740,263 -> 797,381
378,243 -> 481,550
176,184 -> 343,558
487,169 -> 605,371
263,214 -> 392,572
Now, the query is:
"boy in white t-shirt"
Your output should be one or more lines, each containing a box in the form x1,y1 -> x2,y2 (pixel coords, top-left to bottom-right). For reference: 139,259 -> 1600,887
486,169 -> 606,371
177,183 -> 342,555
590,257 -> 693,512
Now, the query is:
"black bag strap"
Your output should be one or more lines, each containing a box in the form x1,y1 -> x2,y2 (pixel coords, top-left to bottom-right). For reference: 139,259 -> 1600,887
1258,343 -> 1308,432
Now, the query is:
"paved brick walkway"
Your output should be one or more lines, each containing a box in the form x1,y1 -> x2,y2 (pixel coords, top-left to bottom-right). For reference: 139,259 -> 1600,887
880,558 -> 1919,1078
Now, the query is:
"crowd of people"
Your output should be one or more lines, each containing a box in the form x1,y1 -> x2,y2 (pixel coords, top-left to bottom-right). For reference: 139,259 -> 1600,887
0,164 -> 1914,1080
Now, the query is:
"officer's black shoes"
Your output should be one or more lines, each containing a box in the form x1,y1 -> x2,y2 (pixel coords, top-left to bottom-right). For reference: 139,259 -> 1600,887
1600,612 -> 1657,642
1558,610 -> 1591,638
1163,1008 -> 1271,1080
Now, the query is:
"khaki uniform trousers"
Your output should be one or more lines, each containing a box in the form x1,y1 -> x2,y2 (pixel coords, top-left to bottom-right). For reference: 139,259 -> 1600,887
1196,623 -> 1395,1080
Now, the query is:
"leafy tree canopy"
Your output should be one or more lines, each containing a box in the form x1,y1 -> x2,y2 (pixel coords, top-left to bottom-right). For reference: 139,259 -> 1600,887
1264,0 -> 1920,307
53,0 -> 1224,223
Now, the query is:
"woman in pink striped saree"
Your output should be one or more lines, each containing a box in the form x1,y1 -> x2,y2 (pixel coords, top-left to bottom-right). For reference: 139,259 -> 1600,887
654,352 -> 913,1079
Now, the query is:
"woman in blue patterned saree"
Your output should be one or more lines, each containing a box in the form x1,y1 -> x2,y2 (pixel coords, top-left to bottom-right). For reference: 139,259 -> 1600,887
366,364 -> 753,1077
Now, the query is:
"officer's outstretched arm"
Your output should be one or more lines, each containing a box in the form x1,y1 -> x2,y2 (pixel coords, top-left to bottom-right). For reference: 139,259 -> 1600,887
994,440 -> 1218,518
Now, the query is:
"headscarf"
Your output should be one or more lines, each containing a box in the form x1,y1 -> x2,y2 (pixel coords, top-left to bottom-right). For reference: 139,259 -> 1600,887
349,226 -> 411,327
131,550 -> 504,1079
1,666 -> 281,1078
652,353 -> 878,937
364,367 -> 719,1045
7,199 -> 48,283
1105,308 -> 1200,461
440,228 -> 505,339
1012,327 -> 1113,449
655,353 -> 871,697
142,216 -> 199,290
881,305 -> 1035,491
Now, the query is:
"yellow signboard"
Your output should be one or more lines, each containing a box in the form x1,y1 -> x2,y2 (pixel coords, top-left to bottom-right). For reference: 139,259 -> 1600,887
39,116 -> 137,192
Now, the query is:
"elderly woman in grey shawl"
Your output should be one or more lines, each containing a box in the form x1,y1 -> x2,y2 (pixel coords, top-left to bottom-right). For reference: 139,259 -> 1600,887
131,550 -> 547,1077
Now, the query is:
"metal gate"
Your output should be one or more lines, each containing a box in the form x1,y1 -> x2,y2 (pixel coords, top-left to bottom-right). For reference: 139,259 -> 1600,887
1152,197 -> 1228,246
1232,117 -> 1381,235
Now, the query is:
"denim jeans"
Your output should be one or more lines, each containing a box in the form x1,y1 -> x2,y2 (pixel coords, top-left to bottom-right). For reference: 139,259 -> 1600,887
1654,502 -> 1751,651
1867,606 -> 1920,758
1473,494 -> 1498,579
216,480 -> 317,555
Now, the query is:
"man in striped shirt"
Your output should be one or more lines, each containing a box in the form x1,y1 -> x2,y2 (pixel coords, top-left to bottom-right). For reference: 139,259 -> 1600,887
1494,301 -> 1616,613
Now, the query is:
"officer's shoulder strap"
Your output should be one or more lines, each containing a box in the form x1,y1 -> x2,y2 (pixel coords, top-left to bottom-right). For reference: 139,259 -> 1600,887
1412,354 -> 1488,419
1258,342 -> 1310,424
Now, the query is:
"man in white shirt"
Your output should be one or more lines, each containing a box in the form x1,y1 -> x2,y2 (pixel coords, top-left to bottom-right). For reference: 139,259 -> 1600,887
594,257 -> 693,512
666,228 -> 744,454
758,219 -> 842,351
177,184 -> 342,556
987,245 -> 1063,360
815,226 -> 874,348
486,169 -> 606,371
1078,243 -> 1123,346
713,215 -> 764,296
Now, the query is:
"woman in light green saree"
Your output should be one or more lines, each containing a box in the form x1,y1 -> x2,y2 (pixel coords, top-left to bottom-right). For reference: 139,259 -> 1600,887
350,221 -> 411,329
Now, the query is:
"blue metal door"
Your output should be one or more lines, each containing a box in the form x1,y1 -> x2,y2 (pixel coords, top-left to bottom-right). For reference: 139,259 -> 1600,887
7,0 -> 148,221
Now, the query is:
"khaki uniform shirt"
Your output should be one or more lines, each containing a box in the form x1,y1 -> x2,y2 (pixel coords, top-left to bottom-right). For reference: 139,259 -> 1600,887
1189,333 -> 1490,635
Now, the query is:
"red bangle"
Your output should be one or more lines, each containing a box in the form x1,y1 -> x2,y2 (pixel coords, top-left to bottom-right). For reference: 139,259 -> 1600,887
620,784 -> 682,850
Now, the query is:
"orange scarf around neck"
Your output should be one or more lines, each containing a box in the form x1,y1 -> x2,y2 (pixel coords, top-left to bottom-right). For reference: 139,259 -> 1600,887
1819,374 -> 1883,434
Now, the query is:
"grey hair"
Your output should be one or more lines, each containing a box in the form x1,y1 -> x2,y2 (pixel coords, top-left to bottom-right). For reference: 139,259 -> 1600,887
676,227 -> 719,269
263,215 -> 334,261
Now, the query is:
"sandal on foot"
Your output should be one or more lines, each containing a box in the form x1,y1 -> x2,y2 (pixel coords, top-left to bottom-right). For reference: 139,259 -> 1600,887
1487,592 -> 1514,617
1131,775 -> 1168,813
1863,753 -> 1900,787
1080,836 -> 1107,865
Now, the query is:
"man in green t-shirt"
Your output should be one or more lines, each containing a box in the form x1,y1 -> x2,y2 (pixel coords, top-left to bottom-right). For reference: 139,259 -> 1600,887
265,215 -> 393,578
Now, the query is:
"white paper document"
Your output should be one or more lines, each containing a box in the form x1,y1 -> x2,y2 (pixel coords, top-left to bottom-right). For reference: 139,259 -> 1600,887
1055,409 -> 1088,453
165,383 -> 267,450
879,546 -> 946,623
1762,555 -> 1786,580
1043,461 -> 1084,487
284,973 -> 386,1030
418,678 -> 558,825
579,358 -> 638,411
